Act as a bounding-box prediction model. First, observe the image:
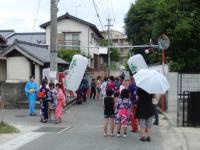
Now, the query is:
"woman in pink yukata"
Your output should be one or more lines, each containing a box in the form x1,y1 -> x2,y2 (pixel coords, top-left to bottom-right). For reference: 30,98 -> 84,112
55,83 -> 66,124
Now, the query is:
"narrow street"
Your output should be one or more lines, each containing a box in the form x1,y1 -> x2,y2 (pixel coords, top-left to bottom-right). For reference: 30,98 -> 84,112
0,99 -> 185,150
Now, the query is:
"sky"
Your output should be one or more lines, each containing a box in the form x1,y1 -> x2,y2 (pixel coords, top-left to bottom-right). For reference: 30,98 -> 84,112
0,0 -> 135,33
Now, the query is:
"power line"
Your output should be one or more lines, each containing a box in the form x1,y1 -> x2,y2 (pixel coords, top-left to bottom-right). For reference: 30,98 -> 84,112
96,0 -> 106,22
31,0 -> 42,42
31,0 -> 40,18
32,0 -> 41,32
91,0 -> 104,30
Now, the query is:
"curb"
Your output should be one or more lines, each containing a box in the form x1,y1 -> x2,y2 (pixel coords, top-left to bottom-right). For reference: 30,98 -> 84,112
63,99 -> 76,112
160,108 -> 189,150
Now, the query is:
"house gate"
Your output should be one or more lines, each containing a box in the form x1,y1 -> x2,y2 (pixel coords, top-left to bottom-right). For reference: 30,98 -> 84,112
177,73 -> 200,127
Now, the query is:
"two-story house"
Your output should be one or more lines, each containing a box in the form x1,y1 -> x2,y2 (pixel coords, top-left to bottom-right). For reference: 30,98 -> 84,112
40,12 -> 105,68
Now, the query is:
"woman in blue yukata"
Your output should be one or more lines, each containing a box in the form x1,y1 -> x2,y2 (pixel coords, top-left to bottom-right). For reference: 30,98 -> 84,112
25,76 -> 38,116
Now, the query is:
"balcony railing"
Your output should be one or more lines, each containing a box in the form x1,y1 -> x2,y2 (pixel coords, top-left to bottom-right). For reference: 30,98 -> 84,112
58,40 -> 81,50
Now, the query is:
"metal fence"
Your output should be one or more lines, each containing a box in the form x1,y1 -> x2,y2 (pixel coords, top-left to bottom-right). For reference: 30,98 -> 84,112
177,73 -> 200,127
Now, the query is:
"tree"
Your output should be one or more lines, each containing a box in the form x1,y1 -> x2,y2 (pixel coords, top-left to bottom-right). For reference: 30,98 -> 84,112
124,0 -> 162,64
124,0 -> 156,45
110,48 -> 120,62
125,0 -> 200,72
58,48 -> 80,62
99,39 -> 120,62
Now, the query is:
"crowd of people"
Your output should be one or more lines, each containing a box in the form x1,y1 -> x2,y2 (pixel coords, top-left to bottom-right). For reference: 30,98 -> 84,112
25,76 -> 66,124
102,75 -> 159,142
75,74 -> 160,142
25,73 -> 160,142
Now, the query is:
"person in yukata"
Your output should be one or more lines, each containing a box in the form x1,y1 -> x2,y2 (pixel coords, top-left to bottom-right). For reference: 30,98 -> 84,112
128,76 -> 139,132
55,83 -> 66,124
38,80 -> 49,123
25,76 -> 38,116
115,89 -> 132,138
47,83 -> 57,121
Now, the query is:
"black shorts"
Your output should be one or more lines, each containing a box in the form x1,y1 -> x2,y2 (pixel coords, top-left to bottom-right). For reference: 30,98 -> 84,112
104,114 -> 115,119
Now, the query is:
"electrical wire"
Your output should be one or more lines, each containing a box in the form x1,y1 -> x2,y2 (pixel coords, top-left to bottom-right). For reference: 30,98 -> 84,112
30,0 -> 42,43
96,0 -> 106,20
32,0 -> 41,32
91,0 -> 104,30
109,0 -> 115,21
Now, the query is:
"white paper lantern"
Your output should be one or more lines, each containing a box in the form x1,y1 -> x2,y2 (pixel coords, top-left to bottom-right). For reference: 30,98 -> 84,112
65,55 -> 88,92
127,54 -> 148,73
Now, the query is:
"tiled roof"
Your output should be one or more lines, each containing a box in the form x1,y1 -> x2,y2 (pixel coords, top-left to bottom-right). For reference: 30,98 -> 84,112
0,35 -> 7,44
6,32 -> 46,45
40,12 -> 103,39
2,40 -> 68,65
0,30 -> 15,38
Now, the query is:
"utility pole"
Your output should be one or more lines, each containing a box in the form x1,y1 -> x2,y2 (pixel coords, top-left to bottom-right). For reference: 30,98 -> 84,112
50,0 -> 57,80
105,19 -> 113,77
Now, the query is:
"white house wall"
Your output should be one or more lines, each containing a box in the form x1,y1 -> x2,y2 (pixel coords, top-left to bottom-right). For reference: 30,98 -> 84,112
7,57 -> 30,81
45,19 -> 99,57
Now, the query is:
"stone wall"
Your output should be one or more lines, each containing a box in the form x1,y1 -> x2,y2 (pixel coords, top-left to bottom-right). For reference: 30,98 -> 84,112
0,82 -> 26,108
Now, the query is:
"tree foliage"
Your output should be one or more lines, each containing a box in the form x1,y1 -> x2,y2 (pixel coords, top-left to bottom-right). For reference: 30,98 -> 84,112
125,0 -> 200,72
110,48 -> 120,62
99,39 -> 120,62
58,48 -> 80,62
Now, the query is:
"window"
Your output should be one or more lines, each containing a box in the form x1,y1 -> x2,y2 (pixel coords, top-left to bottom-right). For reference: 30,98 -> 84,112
64,33 -> 80,50
90,33 -> 98,45
64,33 -> 80,41
90,33 -> 94,44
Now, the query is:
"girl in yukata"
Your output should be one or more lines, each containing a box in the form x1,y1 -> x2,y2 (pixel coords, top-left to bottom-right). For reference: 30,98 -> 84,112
47,83 -> 57,121
55,83 -> 66,124
38,80 -> 49,123
115,89 -> 132,138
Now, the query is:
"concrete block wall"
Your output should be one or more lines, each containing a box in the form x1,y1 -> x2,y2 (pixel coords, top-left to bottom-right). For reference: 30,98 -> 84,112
0,82 -> 26,108
167,72 -> 178,126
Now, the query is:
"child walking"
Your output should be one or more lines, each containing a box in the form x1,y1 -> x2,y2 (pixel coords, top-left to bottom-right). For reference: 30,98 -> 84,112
115,89 -> 132,137
47,83 -> 57,121
38,80 -> 49,123
90,79 -> 96,100
55,83 -> 66,124
103,89 -> 115,137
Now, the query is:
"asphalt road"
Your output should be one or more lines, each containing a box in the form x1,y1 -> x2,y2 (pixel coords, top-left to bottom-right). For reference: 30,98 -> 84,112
5,100 -> 183,150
